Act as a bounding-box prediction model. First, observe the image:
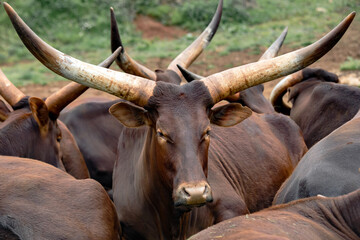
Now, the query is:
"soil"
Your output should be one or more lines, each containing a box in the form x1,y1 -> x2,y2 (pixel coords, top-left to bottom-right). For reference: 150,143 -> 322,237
17,16 -> 360,101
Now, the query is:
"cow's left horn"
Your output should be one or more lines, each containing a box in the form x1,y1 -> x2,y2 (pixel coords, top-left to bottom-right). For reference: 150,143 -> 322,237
0,68 -> 26,106
110,7 -> 157,80
201,12 -> 355,104
4,2 -> 156,107
269,70 -> 304,114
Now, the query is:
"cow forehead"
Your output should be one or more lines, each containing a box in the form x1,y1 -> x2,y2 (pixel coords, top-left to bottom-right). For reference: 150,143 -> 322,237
148,81 -> 213,108
147,81 -> 212,132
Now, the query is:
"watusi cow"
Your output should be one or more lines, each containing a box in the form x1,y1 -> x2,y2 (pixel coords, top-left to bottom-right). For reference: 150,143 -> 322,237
189,189 -> 360,240
270,67 -> 360,148
0,156 -> 119,240
5,2 -> 355,239
273,109 -> 360,204
60,0 -> 223,191
0,48 -> 121,179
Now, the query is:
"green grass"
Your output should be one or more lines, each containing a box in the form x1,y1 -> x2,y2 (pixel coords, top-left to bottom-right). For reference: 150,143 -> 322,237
0,0 -> 359,86
340,57 -> 360,71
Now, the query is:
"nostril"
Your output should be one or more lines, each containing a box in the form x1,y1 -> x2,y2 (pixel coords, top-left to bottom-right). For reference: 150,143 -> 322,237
203,185 -> 209,194
183,187 -> 191,197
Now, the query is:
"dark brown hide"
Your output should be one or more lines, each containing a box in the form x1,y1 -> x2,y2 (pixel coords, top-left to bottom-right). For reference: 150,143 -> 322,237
273,110 -> 360,204
189,190 -> 360,240
0,156 -> 119,239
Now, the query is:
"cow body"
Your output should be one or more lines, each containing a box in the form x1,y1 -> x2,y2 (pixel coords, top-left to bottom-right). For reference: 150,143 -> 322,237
60,97 -> 122,188
189,189 -> 360,240
273,110 -> 360,204
0,156 -> 119,239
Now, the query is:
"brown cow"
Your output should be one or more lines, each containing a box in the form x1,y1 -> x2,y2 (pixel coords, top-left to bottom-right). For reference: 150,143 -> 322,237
270,67 -> 360,148
189,189 -> 360,240
0,48 -> 121,179
5,2 -> 355,239
0,156 -> 119,240
59,1 -> 223,191
273,109 -> 360,204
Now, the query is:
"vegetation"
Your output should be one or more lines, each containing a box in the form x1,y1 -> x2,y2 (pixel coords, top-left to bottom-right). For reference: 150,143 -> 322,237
340,57 -> 360,71
0,0 -> 359,86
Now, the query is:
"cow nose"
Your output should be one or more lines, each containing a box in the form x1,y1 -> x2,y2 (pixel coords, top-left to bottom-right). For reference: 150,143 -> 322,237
174,182 -> 213,209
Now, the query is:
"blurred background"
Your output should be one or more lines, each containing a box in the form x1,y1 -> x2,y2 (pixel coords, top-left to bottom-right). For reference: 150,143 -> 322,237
0,0 -> 359,96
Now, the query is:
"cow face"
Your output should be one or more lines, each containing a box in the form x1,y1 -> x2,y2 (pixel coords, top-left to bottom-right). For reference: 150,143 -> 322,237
0,97 -> 64,169
110,77 -> 252,211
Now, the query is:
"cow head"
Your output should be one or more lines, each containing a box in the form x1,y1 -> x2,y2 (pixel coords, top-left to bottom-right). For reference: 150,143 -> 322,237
270,68 -> 340,114
110,73 -> 252,210
4,1 -> 355,212
0,92 -> 64,168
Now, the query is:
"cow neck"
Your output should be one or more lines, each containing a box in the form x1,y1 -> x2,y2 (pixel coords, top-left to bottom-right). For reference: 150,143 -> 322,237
281,195 -> 360,239
332,190 -> 360,238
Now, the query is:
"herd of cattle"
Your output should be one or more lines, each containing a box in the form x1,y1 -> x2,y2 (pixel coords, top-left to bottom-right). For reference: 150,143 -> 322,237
0,1 -> 359,239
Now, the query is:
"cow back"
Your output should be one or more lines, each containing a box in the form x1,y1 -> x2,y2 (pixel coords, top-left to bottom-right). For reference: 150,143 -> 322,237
0,156 -> 119,240
274,112 -> 360,204
289,80 -> 360,148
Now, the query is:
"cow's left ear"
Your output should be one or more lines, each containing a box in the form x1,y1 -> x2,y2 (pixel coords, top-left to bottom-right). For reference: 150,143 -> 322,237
0,99 -> 11,121
109,102 -> 150,128
210,103 -> 252,127
29,97 -> 50,135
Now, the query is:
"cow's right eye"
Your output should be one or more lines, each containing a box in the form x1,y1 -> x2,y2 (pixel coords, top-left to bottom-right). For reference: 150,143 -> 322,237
157,130 -> 173,144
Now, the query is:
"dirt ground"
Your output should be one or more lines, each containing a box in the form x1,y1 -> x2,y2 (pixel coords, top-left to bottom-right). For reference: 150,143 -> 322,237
18,16 -> 360,101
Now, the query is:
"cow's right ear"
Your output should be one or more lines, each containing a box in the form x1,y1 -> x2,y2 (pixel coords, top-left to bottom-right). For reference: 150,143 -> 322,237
0,100 -> 11,121
109,102 -> 150,128
210,103 -> 252,127
29,97 -> 50,135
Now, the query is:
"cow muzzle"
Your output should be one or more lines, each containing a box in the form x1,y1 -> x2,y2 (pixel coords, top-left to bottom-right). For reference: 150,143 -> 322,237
174,182 -> 213,210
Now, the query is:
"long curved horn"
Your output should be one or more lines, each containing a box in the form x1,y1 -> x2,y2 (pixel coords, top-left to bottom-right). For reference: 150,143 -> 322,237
4,2 -> 156,107
0,69 -> 26,106
110,7 -> 157,80
269,70 -> 303,113
201,12 -> 355,104
176,26 -> 288,82
259,27 -> 288,61
45,47 -> 122,118
167,0 -> 223,76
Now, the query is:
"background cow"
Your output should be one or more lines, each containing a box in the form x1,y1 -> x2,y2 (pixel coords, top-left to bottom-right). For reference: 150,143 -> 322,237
189,189 -> 360,240
0,156 -> 119,240
270,67 -> 360,148
273,109 -> 360,204
0,48 -> 120,179
5,2 -> 354,239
